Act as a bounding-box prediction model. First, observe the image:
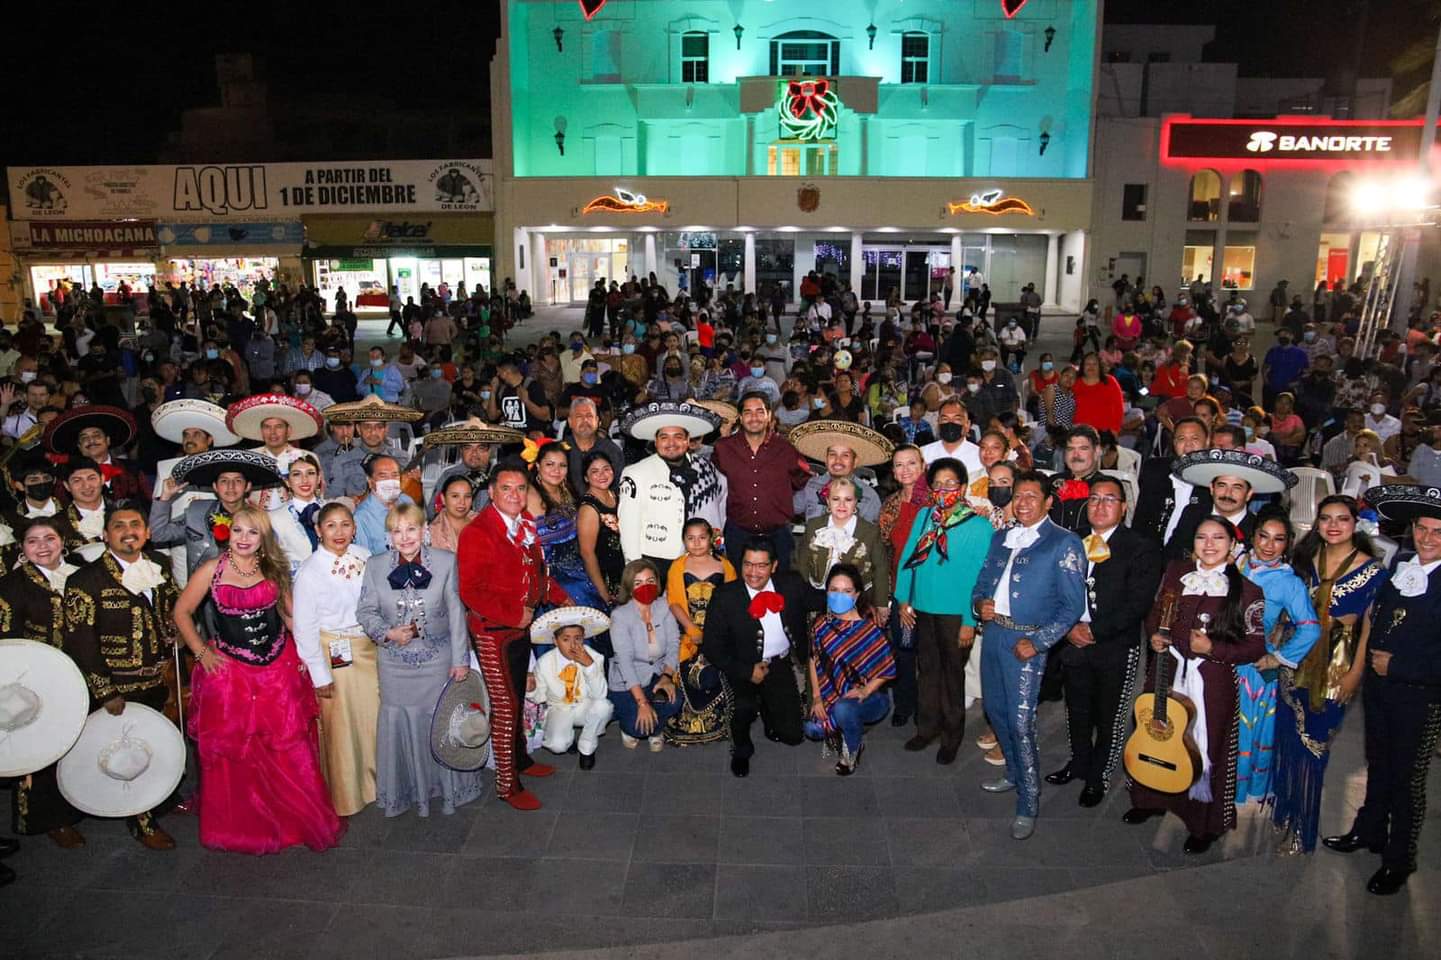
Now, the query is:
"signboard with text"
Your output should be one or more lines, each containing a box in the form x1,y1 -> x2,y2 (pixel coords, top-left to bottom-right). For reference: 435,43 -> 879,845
1161,117 -> 1425,166
8,159 -> 492,221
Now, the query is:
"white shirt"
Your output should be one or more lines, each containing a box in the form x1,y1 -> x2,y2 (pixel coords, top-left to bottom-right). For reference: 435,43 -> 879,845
1079,524 -> 1118,623
19,498 -> 59,519
1365,413 -> 1401,442
1162,473 -> 1194,545
109,552 -> 153,604
292,544 -> 371,686
746,580 -> 789,659
993,518 -> 1046,616
921,438 -> 984,479
2,408 -> 38,440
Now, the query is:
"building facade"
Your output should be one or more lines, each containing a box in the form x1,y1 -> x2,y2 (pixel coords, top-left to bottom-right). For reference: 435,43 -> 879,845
492,0 -> 1101,310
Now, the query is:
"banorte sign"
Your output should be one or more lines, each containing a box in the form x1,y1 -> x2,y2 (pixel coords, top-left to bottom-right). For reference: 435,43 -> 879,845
1161,117 -> 1425,167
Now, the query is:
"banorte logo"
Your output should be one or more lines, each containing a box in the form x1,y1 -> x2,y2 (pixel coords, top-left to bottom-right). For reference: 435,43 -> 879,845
1245,131 -> 1277,153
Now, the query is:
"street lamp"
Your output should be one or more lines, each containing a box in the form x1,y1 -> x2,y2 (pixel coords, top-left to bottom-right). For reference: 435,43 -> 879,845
553,26 -> 564,53
866,23 -> 877,50
733,23 -> 744,50
1044,25 -> 1056,52
1038,131 -> 1051,155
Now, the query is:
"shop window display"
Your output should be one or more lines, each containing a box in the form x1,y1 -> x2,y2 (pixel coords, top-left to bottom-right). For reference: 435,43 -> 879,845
1221,244 -> 1255,290
167,257 -> 279,301
29,265 -> 91,315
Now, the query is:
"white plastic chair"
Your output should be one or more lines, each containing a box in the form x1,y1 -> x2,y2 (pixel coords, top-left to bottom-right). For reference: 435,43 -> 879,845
1287,466 -> 1336,538
1113,445 -> 1141,481
1100,469 -> 1139,526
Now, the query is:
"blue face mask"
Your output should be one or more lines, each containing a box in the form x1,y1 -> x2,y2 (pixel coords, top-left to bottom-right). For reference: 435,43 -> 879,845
582,371 -> 598,385
622,344 -> 636,355
430,368 -> 443,379
1041,361 -> 1054,372
325,356 -> 341,369
205,348 -> 219,360
826,591 -> 857,615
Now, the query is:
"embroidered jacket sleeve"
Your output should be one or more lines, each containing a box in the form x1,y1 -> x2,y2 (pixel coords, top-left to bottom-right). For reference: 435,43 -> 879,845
62,576 -> 115,702
1205,580 -> 1268,665
441,558 -> 470,669
1030,533 -> 1087,653
617,468 -> 646,563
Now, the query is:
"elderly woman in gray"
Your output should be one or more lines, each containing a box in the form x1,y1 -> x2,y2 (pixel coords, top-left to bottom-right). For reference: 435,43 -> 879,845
357,502 -> 483,817
607,559 -> 683,751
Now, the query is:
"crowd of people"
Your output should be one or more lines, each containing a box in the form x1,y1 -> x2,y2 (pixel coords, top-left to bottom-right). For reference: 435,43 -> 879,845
0,267 -> 1439,902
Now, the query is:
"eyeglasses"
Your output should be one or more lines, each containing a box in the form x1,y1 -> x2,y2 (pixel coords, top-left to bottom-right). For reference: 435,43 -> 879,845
1087,495 -> 1123,506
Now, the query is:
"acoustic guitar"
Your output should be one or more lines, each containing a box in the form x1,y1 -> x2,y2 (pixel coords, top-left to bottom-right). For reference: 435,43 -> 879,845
1123,592 -> 1203,794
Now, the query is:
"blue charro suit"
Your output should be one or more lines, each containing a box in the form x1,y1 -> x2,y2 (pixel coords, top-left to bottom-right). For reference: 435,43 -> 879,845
973,517 -> 1087,817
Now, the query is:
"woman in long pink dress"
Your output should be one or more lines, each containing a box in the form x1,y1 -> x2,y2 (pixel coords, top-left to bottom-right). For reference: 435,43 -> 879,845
174,505 -> 345,854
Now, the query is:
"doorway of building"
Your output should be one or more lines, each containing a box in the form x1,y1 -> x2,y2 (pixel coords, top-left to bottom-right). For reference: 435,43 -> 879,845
1113,252 -> 1147,290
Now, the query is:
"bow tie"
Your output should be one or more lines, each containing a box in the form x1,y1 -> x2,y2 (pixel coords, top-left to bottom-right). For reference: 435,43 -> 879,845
99,462 -> 125,483
748,590 -> 785,619
1003,525 -> 1041,551
120,556 -> 166,596
1392,558 -> 1432,598
1083,533 -> 1111,564
1181,567 -> 1229,598
388,561 -> 432,591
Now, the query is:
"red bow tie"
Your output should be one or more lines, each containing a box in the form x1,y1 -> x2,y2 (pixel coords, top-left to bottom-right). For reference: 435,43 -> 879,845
748,590 -> 785,619
99,463 -> 125,482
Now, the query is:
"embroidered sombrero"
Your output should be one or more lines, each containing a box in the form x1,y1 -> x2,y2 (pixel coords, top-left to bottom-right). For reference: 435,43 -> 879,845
421,417 -> 524,450
621,401 -> 720,441
0,639 -> 90,778
151,399 -> 239,447
225,393 -> 325,442
43,405 -> 137,455
58,702 -> 186,819
1172,448 -> 1296,496
171,449 -> 284,489
691,399 -> 739,431
430,670 -> 491,773
789,420 -> 895,468
530,605 -> 611,645
323,394 -> 425,424
1362,484 -> 1441,524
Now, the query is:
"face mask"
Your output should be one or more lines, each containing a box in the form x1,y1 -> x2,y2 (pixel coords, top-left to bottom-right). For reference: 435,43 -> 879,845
967,382 -> 981,394
766,334 -> 778,344
622,343 -> 636,355
1303,331 -> 1316,342
582,371 -> 598,385
813,397 -> 826,409
18,370 -> 36,384
375,478 -> 402,502
295,383 -> 312,396
839,338 -> 851,347
25,481 -> 53,502
1041,361 -> 1054,372
1244,426 -> 1255,441
205,349 -> 219,360
988,486 -> 1013,508
1277,339 -> 1291,347
480,390 -> 492,400
937,372 -> 953,384
570,341 -> 584,352
939,422 -> 966,444
1371,403 -> 1386,416
431,368 -> 444,379
325,356 -> 341,369
826,591 -> 857,615
750,367 -> 765,379
632,582 -> 660,605
1007,320 -> 1018,328
370,358 -> 384,368
981,360 -> 996,372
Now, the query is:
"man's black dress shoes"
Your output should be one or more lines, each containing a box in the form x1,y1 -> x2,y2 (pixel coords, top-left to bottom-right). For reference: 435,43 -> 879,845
730,756 -> 750,778
1044,764 -> 1074,786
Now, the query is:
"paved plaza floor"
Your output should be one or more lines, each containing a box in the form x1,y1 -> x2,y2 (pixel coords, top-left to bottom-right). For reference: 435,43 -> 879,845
4,695 -> 1435,959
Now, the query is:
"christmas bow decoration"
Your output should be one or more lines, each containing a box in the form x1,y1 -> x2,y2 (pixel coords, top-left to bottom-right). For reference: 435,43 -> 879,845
748,590 -> 785,619
788,79 -> 831,120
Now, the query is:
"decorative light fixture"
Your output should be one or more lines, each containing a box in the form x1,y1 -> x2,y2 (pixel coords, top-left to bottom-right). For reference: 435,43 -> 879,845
583,188 -> 670,215
866,23 -> 877,49
553,26 -> 564,53
946,190 -> 1035,216
778,79 -> 840,142
554,130 -> 566,155
733,23 -> 744,50
1038,130 -> 1051,155
1044,25 -> 1056,52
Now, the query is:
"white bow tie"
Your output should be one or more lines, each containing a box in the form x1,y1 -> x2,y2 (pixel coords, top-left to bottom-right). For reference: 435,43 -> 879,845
1003,525 -> 1041,551
74,510 -> 105,541
121,557 -> 166,596
1392,558 -> 1432,599
1181,567 -> 1229,598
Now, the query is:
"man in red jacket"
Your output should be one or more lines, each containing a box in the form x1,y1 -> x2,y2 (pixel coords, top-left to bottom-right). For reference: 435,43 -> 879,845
457,459 -> 569,810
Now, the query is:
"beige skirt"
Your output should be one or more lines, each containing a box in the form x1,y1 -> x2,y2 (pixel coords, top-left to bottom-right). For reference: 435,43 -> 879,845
317,628 -> 380,816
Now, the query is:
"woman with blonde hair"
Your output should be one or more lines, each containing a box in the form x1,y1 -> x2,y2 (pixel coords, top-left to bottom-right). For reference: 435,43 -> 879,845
175,505 -> 345,853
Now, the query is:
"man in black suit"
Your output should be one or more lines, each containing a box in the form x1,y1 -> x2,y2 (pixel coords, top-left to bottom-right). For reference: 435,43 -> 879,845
1132,416 -> 1210,549
1166,457 -> 1259,562
1048,425 -> 1106,535
701,538 -> 817,778
1045,476 -> 1163,806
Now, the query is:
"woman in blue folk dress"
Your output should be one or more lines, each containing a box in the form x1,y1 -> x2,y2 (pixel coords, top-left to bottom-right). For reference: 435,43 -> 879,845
1235,511 -> 1319,805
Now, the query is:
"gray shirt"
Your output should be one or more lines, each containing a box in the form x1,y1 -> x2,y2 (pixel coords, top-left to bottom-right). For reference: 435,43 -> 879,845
1408,443 -> 1441,487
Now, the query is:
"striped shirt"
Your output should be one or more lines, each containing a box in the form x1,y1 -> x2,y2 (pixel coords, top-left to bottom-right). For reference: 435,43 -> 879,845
810,615 -> 895,718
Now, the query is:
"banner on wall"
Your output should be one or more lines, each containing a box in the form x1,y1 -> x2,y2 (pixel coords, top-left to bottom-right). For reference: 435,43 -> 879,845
26,220 -> 158,247
303,214 -> 495,259
156,222 -> 305,246
8,159 -> 492,221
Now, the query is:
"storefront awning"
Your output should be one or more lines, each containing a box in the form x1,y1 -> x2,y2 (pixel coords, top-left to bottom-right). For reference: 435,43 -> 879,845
305,244 -> 493,259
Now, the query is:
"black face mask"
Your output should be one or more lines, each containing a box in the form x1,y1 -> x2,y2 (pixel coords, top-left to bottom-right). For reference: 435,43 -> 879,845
988,486 -> 1013,508
26,481 -> 54,502
939,422 -> 966,444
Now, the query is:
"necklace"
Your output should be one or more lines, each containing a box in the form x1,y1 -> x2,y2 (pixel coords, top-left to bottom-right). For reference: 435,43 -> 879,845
229,553 -> 261,578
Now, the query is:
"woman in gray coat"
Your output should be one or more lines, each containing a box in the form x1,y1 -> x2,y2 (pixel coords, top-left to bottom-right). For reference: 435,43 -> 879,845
607,559 -> 683,751
357,503 -> 484,817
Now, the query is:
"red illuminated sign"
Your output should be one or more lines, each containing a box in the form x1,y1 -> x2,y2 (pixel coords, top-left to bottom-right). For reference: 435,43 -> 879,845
1161,116 -> 1425,169
579,0 -> 607,20
1002,0 -> 1030,17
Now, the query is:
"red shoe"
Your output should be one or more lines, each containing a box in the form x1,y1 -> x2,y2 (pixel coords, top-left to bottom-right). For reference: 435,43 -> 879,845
502,789 -> 542,811
520,762 -> 556,778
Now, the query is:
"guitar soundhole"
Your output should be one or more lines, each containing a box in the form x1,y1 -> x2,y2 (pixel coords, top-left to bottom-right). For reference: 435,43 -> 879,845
1137,708 -> 1173,741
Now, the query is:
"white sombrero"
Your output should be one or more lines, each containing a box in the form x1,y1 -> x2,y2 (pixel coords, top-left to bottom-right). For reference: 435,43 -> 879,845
57,702 -> 186,819
0,639 -> 90,778
225,393 -> 325,442
1173,448 -> 1296,496
430,670 -> 491,773
620,401 -> 720,441
530,605 -> 611,645
788,420 -> 895,468
151,400 -> 240,447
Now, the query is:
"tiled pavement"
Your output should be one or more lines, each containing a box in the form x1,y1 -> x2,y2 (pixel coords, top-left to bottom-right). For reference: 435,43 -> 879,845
5,696 -> 1435,959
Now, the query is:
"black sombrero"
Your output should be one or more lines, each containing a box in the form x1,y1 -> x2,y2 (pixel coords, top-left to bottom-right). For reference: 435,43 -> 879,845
171,449 -> 284,489
1173,448 -> 1296,496
43,405 -> 136,455
1363,484 -> 1441,525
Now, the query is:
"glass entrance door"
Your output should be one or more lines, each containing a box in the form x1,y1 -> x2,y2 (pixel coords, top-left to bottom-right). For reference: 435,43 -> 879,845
568,253 -> 610,303
904,251 -> 933,302
862,248 -> 903,301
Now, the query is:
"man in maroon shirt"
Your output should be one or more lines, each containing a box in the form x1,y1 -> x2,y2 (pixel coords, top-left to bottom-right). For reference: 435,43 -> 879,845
712,391 -> 810,570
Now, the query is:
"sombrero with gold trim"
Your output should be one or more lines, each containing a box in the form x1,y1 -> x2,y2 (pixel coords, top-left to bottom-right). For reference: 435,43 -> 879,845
422,417 -> 524,450
691,399 -> 739,432
43,405 -> 136,455
323,394 -> 425,425
225,393 -> 325,442
788,420 -> 894,468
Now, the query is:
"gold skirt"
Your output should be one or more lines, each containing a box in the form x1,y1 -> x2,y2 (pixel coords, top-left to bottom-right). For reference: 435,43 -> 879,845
317,629 -> 380,816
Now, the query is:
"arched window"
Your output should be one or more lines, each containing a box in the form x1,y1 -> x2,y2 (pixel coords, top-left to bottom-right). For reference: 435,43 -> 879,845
1228,169 -> 1263,223
1187,169 -> 1222,222
770,30 -> 840,76
1324,172 -> 1354,222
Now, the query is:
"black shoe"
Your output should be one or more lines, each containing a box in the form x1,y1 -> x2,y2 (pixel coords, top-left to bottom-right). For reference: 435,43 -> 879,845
0,837 -> 18,859
1366,866 -> 1411,896
0,861 -> 14,889
578,752 -> 595,771
764,729 -> 782,743
936,744 -> 959,765
1078,785 -> 1105,808
903,735 -> 934,752
890,712 -> 911,728
1122,807 -> 1164,825
730,756 -> 750,778
1044,764 -> 1074,786
1321,829 -> 1379,854
566,743 -> 579,755
1183,834 -> 1215,855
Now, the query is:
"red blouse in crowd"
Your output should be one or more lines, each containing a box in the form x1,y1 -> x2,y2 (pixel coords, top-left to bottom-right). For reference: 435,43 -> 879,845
1070,375 -> 1125,434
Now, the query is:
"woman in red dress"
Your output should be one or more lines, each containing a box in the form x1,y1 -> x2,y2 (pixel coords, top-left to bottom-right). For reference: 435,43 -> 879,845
175,505 -> 345,854
1070,352 -> 1125,435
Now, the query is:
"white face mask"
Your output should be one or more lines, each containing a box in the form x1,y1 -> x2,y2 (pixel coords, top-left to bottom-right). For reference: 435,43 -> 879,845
937,372 -> 953,385
18,370 -> 36,384
981,360 -> 997,372
1370,403 -> 1386,416
295,383 -> 312,396
967,382 -> 981,394
376,478 -> 402,502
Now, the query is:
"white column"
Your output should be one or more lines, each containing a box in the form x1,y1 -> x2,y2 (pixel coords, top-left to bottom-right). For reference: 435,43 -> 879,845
743,232 -> 757,293
949,233 -> 963,279
644,234 -> 658,278
530,232 -> 548,303
1043,233 -> 1060,307
849,231 -> 864,294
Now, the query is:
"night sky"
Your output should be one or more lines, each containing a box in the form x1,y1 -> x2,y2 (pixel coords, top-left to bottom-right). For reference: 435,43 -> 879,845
0,0 -> 1424,172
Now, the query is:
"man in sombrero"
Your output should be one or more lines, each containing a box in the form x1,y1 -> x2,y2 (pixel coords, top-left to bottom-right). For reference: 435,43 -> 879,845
225,393 -> 324,463
1323,484 -> 1441,896
1166,449 -> 1295,562
43,405 -> 148,503
423,418 -> 523,518
617,402 -> 727,581
149,450 -> 283,581
789,420 -> 891,524
150,400 -> 240,585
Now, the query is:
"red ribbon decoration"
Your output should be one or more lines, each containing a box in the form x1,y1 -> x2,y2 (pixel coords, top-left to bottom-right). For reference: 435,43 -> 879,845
99,462 -> 125,482
787,79 -> 830,120
1057,479 -> 1091,502
748,590 -> 786,619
